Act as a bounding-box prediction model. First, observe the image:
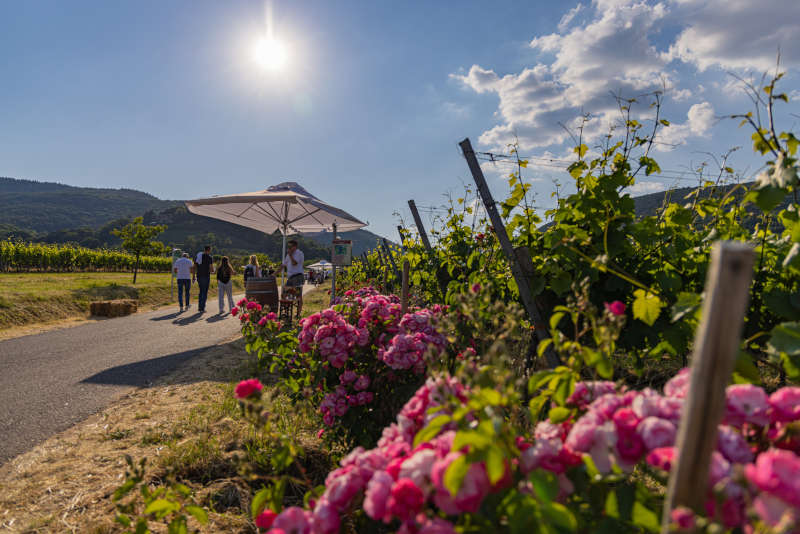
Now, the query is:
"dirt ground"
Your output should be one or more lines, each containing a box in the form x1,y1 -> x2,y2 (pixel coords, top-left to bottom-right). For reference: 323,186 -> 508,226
0,335 -> 256,533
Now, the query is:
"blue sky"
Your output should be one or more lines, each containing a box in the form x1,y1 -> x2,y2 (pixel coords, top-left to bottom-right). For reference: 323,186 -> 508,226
1,0 -> 799,240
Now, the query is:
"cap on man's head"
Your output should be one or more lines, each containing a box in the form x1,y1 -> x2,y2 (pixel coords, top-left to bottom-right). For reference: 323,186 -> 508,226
182,252 -> 190,258
204,245 -> 211,251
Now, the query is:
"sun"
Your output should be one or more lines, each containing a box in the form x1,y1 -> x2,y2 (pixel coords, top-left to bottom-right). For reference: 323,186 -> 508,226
253,37 -> 288,71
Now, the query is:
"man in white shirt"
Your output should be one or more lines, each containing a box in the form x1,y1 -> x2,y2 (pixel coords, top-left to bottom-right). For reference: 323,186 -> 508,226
280,239 -> 305,318
172,252 -> 195,312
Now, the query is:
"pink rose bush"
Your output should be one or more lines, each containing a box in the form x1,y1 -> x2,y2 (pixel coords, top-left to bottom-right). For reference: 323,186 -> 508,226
295,291 -> 447,443
264,376 -> 469,533
256,370 -> 800,532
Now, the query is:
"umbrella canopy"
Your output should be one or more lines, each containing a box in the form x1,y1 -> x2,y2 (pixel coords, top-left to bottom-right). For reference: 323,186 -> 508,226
307,261 -> 333,271
186,182 -> 366,286
185,182 -> 366,236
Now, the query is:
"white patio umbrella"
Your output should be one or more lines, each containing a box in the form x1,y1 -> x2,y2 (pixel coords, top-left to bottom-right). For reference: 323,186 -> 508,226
185,182 -> 366,285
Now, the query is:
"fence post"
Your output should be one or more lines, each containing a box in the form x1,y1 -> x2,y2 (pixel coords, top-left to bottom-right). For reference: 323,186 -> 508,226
330,222 -> 338,305
408,199 -> 449,301
401,260 -> 410,314
459,137 -> 560,368
407,200 -> 432,250
382,238 -> 401,281
397,225 -> 407,251
661,241 -> 754,532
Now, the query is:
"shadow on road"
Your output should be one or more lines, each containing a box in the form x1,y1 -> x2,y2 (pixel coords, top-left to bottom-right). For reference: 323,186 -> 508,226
81,339 -> 243,386
150,311 -> 182,321
206,313 -> 229,323
172,312 -> 205,326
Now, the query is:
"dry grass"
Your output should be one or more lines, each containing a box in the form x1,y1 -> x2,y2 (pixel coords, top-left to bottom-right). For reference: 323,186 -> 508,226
0,289 -> 330,533
0,272 -> 244,333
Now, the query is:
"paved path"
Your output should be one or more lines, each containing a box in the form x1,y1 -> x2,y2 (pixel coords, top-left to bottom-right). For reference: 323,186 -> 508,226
0,285 -> 314,465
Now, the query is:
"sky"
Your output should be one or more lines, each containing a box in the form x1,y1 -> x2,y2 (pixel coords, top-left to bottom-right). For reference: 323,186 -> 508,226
1,0 -> 799,241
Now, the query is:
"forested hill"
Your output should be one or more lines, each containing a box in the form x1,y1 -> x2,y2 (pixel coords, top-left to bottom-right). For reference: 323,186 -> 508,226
0,177 -> 386,259
0,177 -> 180,233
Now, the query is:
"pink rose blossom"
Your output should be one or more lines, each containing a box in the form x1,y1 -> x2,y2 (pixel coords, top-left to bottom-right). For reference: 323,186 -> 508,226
744,448 -> 800,509
638,417 -> 676,450
399,449 -> 437,491
616,430 -> 645,463
646,447 -> 675,472
717,425 -> 753,464
255,509 -> 277,530
664,368 -> 690,398
751,494 -> 797,528
235,378 -> 263,399
726,384 -> 769,427
604,300 -> 626,316
271,507 -> 311,534
231,306 -> 239,316
387,478 -> 425,521
670,506 -> 695,530
310,499 -> 339,534
340,370 -> 357,384
354,375 -> 371,391
363,470 -> 393,522
769,387 -> 800,423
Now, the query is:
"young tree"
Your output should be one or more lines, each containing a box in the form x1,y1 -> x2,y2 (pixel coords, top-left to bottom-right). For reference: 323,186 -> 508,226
112,217 -> 167,284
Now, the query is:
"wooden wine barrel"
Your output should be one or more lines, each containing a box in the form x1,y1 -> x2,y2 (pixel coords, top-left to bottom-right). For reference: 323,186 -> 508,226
245,276 -> 278,313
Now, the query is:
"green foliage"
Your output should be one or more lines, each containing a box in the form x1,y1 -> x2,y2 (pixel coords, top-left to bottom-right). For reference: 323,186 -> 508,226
112,217 -> 167,283
112,455 -> 209,534
0,239 -> 172,272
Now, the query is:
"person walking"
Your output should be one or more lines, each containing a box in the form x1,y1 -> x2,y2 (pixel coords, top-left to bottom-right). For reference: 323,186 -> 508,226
173,252 -> 194,312
194,245 -> 214,313
280,239 -> 305,319
243,254 -> 262,283
216,256 -> 235,314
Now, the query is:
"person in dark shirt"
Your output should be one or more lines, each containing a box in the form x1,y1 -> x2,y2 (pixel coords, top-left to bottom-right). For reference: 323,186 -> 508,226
193,245 -> 214,313
216,256 -> 234,314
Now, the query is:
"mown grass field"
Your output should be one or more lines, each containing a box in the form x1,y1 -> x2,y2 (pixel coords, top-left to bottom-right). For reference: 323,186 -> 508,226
0,272 -> 245,332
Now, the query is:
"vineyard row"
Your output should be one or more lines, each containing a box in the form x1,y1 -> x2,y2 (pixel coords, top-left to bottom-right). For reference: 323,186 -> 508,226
0,240 -> 173,272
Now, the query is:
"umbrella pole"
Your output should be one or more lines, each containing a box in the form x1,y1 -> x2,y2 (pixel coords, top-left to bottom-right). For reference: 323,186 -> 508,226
281,224 -> 287,289
330,222 -> 337,305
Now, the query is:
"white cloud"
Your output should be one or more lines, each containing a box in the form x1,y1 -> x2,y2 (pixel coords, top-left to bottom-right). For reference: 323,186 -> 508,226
671,88 -> 692,101
453,0 -> 796,164
667,0 -> 800,72
655,101 -> 715,151
628,181 -> 667,194
453,0 -> 672,150
558,3 -> 584,31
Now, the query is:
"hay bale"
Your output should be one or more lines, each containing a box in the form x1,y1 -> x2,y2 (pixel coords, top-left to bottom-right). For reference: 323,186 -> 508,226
90,299 -> 138,317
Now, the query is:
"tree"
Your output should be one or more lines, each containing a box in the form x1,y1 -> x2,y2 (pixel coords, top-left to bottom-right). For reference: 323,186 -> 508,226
112,217 -> 167,284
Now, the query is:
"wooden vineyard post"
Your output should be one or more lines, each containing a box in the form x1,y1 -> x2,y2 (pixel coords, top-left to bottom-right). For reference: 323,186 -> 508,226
661,241 -> 754,532
397,226 -> 407,251
407,200 -> 432,251
459,137 -> 560,368
408,199 -> 449,301
382,238 -> 401,282
401,260 -> 410,314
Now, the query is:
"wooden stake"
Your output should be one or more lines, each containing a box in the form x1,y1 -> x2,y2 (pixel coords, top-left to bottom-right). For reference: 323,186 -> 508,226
408,200 -> 432,250
459,137 -> 560,368
401,260 -> 410,314
662,241 -> 754,532
382,238 -> 401,281
397,226 -> 407,251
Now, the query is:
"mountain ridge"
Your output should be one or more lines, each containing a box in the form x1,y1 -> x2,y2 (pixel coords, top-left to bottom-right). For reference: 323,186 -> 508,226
0,177 -> 387,260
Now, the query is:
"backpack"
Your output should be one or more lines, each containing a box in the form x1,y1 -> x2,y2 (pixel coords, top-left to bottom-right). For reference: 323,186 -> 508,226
244,265 -> 255,281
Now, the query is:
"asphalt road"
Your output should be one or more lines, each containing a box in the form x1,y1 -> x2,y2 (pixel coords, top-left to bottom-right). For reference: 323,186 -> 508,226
0,285 -> 313,465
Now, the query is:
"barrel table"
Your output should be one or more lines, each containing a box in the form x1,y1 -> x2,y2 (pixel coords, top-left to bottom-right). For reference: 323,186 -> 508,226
245,276 -> 278,313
